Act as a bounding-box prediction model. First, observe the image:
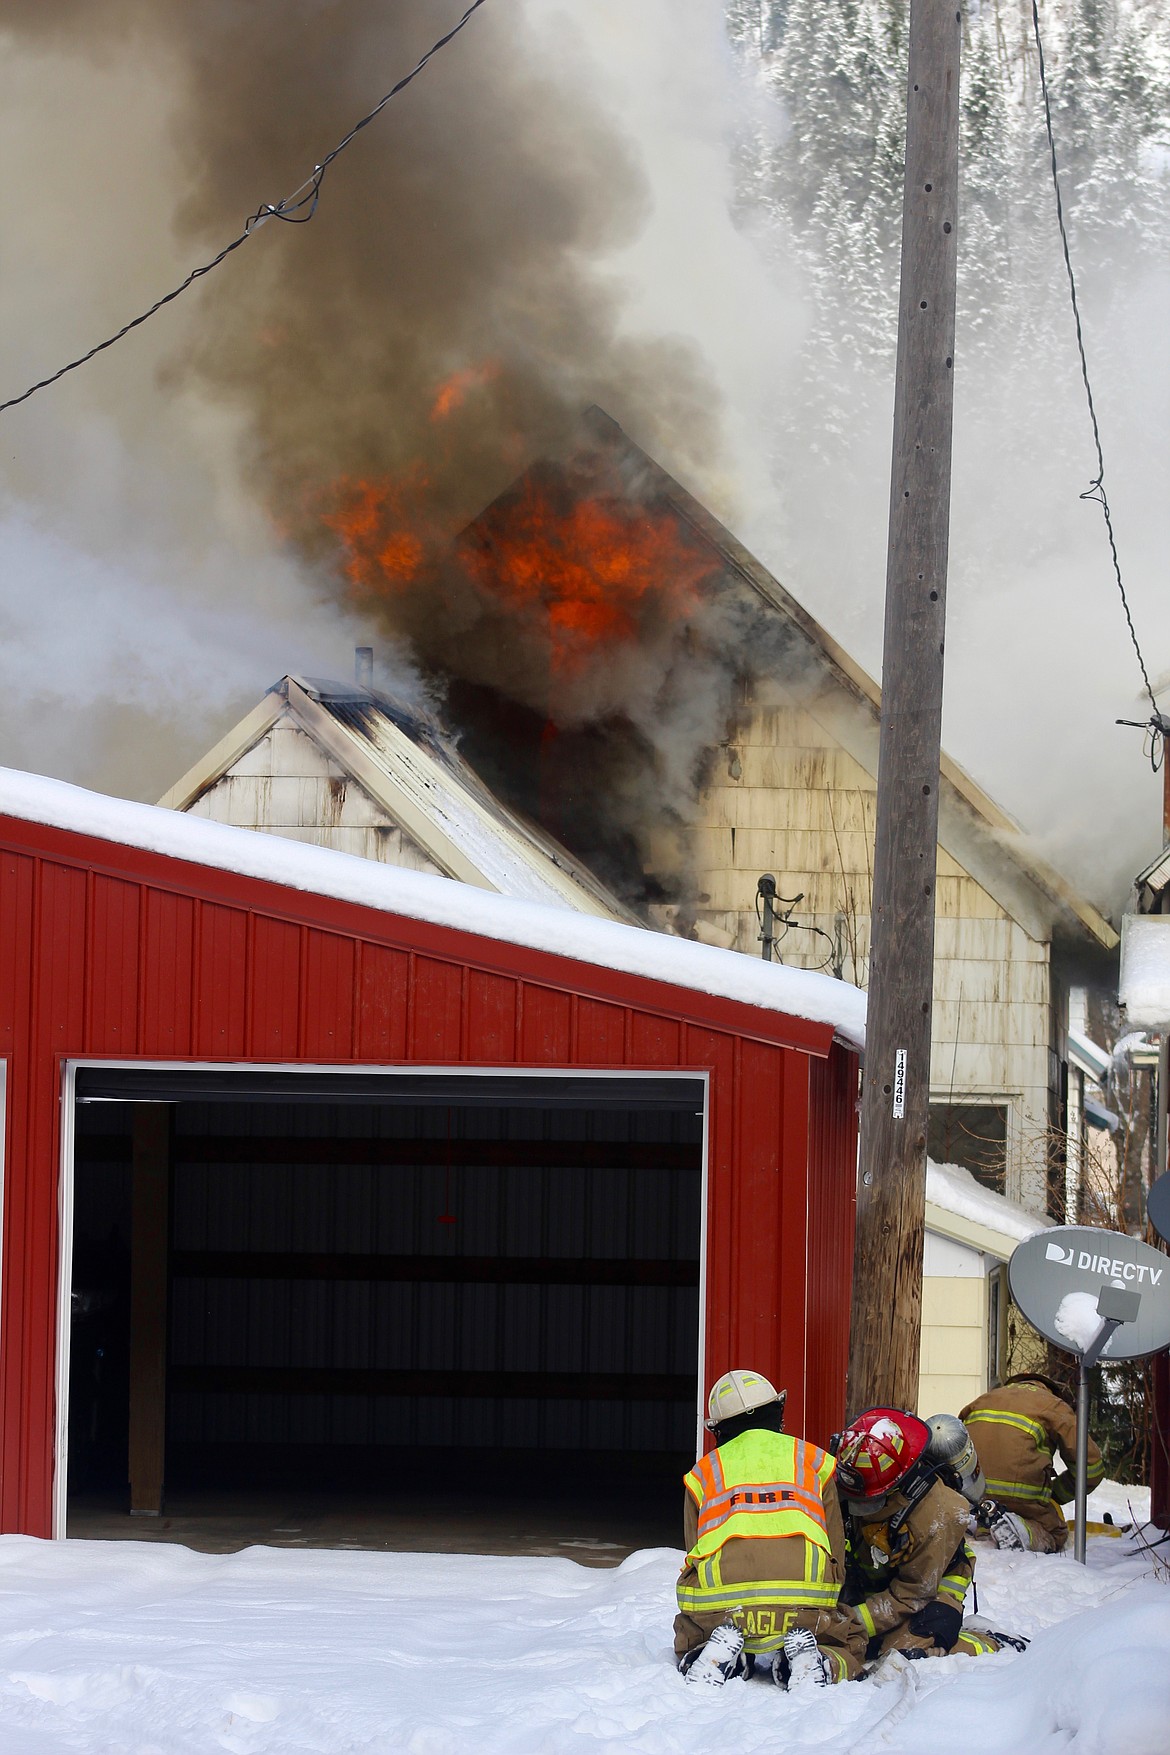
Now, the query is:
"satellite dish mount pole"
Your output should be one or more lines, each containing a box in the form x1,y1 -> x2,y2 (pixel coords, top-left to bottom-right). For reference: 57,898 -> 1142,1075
1074,1284 -> 1140,1562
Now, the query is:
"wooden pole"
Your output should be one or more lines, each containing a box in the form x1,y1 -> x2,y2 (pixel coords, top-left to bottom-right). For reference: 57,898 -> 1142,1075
129,1104 -> 171,1514
848,0 -> 962,1415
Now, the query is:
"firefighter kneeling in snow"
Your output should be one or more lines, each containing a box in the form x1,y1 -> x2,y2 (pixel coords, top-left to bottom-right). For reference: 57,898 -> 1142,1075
834,1409 -> 1027,1676
674,1370 -> 857,1689
960,1374 -> 1104,1554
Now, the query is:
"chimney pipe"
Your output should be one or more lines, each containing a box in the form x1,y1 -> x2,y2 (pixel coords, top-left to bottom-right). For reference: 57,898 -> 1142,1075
355,647 -> 373,691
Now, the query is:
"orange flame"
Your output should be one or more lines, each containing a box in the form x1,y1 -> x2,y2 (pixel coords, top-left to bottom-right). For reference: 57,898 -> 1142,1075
429,360 -> 501,423
320,468 -> 433,590
462,478 -> 718,671
320,461 -> 719,682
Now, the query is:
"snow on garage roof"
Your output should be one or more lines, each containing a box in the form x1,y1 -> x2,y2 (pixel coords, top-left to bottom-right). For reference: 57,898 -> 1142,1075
0,767 -> 867,1049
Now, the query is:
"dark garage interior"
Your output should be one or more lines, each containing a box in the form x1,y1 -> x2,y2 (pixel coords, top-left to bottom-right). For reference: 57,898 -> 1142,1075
66,1069 -> 704,1562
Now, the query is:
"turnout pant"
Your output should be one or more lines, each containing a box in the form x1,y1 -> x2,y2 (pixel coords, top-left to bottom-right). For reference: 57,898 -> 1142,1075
838,1622 -> 1001,1677
674,1533 -> 854,1679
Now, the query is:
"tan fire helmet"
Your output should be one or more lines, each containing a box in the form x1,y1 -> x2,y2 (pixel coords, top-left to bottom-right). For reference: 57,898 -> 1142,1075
705,1369 -> 786,1431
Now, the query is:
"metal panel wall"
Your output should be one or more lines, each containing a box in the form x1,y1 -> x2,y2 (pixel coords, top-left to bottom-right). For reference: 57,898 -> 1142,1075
159,1100 -> 700,1453
806,1044 -> 860,1442
0,811 -> 857,1535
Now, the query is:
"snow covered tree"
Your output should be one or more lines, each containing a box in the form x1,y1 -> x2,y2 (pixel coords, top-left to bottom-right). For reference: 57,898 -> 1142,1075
958,10 -> 1015,341
728,0 -> 1170,389
725,0 -> 788,56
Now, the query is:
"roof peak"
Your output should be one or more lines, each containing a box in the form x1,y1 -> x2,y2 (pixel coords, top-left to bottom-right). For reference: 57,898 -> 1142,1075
556,410 -> 1118,953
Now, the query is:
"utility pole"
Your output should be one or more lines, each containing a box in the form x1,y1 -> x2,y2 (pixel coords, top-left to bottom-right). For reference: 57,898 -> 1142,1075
848,0 -> 962,1415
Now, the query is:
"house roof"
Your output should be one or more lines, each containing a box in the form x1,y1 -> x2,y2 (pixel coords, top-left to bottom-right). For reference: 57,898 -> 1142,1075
159,674 -> 633,923
573,408 -> 1118,953
925,1160 -> 1052,1258
0,766 -> 868,1050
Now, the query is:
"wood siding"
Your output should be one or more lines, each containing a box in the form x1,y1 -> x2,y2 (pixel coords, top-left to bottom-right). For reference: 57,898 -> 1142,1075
675,697 -> 1051,1210
919,1230 -> 991,1414
919,1274 -> 989,1415
186,711 -> 446,873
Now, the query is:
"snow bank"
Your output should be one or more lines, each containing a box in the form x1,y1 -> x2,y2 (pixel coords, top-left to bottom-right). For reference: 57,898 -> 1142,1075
0,1522 -> 1164,1753
892,1586 -> 1170,1755
1085,1478 -> 1150,1523
926,1160 -> 1052,1241
0,767 -> 866,1048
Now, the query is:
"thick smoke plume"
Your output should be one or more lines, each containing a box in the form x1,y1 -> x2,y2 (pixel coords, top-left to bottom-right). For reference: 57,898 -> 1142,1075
5,0 -> 721,506
3,0 -> 762,902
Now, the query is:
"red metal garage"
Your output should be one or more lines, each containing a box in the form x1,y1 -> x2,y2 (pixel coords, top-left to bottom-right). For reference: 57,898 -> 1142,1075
0,774 -> 861,1543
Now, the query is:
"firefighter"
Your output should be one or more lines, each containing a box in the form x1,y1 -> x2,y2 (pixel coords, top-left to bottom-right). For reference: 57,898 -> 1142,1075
674,1369 -> 857,1689
960,1374 -> 1105,1553
835,1408 -> 1024,1676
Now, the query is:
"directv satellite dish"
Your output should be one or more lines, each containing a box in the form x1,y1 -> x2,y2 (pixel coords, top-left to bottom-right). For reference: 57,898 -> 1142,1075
1148,1172 -> 1170,1248
1008,1225 -> 1170,1362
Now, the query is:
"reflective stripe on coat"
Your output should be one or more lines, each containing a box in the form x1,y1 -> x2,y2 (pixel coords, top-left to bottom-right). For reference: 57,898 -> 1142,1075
683,1430 -> 835,1559
960,1383 -> 1104,1512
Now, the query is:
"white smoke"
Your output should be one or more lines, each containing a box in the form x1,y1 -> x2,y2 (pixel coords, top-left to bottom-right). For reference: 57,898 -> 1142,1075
552,2 -> 1170,911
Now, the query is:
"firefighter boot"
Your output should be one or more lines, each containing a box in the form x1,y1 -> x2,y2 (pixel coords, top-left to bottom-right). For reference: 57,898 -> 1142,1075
774,1627 -> 833,1690
681,1623 -> 748,1687
961,1616 -> 1030,1655
987,1508 -> 1031,1551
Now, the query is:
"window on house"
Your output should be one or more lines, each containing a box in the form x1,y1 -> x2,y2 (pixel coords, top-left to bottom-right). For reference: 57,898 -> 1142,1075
927,1101 -> 1008,1193
987,1262 -> 1009,1389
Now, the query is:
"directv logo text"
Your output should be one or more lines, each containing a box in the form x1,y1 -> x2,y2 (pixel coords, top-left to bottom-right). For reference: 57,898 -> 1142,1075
1045,1240 -> 1162,1284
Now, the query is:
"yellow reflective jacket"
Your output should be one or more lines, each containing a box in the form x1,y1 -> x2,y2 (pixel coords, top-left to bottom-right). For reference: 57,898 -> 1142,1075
677,1428 -> 844,1638
684,1429 -> 835,1558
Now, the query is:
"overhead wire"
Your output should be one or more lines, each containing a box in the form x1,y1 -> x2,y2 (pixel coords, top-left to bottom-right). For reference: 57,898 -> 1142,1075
1029,0 -> 1164,770
0,0 -> 490,418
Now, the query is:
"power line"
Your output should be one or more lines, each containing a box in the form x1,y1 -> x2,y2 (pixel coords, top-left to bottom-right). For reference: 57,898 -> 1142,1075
1029,0 -> 1161,749
0,0 -> 490,418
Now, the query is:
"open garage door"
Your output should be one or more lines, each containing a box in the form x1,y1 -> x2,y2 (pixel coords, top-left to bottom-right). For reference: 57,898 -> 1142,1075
64,1066 -> 705,1559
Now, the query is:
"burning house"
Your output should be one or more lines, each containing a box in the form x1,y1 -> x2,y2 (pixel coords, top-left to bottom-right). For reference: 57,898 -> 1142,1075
213,408 -> 1115,1219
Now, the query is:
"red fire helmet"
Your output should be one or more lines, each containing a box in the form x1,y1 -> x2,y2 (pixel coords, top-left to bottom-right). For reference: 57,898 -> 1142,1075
835,1408 -> 932,1498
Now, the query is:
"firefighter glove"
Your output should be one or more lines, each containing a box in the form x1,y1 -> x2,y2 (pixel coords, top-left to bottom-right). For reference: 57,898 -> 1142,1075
908,1601 -> 962,1650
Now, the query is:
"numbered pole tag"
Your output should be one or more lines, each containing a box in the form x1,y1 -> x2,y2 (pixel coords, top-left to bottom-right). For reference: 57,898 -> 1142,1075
892,1049 -> 907,1119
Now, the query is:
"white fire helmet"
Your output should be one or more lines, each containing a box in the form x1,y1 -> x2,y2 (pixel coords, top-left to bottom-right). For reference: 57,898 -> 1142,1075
705,1369 -> 786,1431
924,1413 -> 986,1506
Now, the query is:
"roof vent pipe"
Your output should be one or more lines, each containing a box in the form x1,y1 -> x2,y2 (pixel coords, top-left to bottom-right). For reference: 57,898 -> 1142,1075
355,647 -> 373,691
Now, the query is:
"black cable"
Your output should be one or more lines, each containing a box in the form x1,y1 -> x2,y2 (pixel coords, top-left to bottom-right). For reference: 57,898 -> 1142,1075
773,897 -> 837,973
1029,1 -> 1161,743
0,0 -> 490,417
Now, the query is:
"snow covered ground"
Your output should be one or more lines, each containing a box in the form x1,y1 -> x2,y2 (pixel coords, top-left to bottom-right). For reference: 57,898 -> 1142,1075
0,1505 -> 1166,1754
